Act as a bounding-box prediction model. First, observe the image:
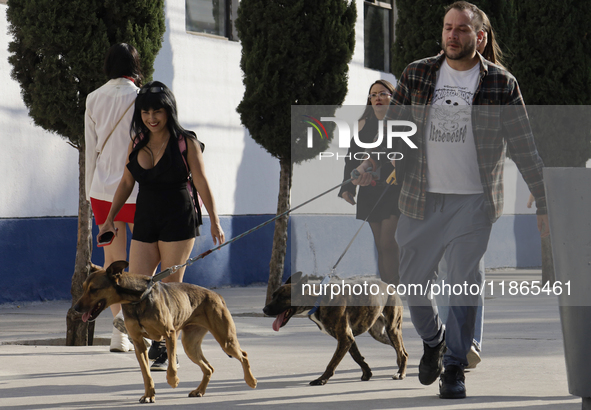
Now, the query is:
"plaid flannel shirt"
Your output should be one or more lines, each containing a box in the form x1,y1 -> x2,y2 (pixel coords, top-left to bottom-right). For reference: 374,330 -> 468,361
387,53 -> 546,222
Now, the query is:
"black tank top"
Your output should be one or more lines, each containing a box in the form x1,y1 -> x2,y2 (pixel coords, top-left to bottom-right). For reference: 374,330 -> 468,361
127,136 -> 198,242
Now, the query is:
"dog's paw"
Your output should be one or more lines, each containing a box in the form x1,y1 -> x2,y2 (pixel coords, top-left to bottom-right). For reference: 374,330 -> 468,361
189,389 -> 205,397
246,377 -> 258,389
309,378 -> 328,386
361,371 -> 372,381
139,395 -> 155,403
167,374 -> 180,389
392,373 -> 406,380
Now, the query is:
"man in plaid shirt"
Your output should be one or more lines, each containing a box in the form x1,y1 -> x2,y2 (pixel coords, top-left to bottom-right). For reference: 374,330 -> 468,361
354,1 -> 548,399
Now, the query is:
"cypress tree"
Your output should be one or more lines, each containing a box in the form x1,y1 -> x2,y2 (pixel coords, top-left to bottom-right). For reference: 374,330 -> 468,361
391,0 -> 447,78
511,0 -> 591,167
7,0 -> 164,143
6,0 -> 165,345
236,0 -> 356,303
510,1 -> 591,283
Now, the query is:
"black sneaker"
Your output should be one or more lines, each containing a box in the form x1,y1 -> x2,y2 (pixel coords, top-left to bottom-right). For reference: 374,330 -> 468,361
148,341 -> 166,361
150,351 -> 179,372
418,335 -> 447,385
439,365 -> 466,399
150,351 -> 169,371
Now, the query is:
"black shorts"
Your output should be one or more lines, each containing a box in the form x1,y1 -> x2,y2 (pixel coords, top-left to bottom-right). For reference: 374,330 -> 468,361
132,187 -> 198,243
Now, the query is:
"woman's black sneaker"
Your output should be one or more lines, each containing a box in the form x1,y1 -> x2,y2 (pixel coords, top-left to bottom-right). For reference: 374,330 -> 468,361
150,351 -> 168,371
150,351 -> 179,372
148,341 -> 166,361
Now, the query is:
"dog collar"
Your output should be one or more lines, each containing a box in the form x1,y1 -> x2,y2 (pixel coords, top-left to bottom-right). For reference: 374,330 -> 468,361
307,276 -> 332,316
131,280 -> 156,305
130,266 -> 178,305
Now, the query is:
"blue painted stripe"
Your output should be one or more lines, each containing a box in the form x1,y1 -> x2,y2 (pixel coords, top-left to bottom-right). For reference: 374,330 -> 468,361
0,213 -> 540,304
0,217 -> 78,303
0,216 -> 291,304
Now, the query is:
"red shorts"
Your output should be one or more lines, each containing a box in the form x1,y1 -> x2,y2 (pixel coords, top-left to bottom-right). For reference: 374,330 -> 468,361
90,198 -> 136,225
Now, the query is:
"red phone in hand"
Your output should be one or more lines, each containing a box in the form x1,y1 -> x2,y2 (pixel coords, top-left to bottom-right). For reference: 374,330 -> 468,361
97,228 -> 118,247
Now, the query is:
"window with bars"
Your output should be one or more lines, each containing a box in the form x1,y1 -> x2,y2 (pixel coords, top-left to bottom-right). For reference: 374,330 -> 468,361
186,0 -> 239,41
364,0 -> 395,72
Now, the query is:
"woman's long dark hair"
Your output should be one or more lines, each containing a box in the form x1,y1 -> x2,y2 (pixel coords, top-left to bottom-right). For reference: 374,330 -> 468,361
480,13 -> 506,69
358,79 -> 395,122
104,43 -> 143,86
130,81 -> 197,151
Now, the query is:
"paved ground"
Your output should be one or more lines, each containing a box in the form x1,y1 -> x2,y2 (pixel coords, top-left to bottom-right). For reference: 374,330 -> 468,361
0,269 -> 585,409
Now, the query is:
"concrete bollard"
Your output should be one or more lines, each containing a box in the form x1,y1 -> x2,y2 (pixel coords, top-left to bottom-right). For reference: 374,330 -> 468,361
544,168 -> 591,409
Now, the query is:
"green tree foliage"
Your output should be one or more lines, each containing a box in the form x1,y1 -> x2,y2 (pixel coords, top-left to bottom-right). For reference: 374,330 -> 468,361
511,1 -> 591,167
236,0 -> 355,163
7,0 -> 165,147
236,0 -> 356,302
391,0 -> 447,78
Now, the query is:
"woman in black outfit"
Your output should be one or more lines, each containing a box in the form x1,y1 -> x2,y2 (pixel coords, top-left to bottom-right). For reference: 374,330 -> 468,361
338,80 -> 401,285
98,81 -> 224,370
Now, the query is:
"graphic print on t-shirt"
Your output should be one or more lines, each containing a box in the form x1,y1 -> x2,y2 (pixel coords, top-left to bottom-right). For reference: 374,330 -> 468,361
429,85 -> 473,144
425,59 -> 483,194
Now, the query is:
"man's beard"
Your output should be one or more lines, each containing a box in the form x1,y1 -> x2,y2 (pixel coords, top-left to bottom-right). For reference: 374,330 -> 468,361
443,38 -> 476,61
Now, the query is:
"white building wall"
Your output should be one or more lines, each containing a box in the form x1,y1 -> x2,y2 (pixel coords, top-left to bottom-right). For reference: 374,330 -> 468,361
0,5 -> 79,218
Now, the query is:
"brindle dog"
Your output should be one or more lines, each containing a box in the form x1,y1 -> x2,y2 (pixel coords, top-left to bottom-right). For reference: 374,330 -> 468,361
74,261 -> 257,403
263,272 -> 407,385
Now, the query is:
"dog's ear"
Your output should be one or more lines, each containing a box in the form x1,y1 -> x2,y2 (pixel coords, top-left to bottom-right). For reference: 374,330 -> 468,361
285,271 -> 303,285
106,260 -> 129,283
300,274 -> 310,284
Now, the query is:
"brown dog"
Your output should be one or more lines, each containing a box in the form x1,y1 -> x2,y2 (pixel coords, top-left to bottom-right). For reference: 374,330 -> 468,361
73,261 -> 257,403
263,272 -> 407,385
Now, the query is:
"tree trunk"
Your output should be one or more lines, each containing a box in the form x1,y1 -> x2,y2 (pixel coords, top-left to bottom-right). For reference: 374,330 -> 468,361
66,144 -> 95,346
266,158 -> 293,304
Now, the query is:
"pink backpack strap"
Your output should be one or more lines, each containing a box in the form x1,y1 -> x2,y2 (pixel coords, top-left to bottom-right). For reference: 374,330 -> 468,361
133,133 -> 145,148
178,134 -> 187,166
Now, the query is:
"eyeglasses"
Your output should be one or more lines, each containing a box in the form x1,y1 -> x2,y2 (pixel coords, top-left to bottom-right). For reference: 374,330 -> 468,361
139,86 -> 165,94
369,92 -> 392,100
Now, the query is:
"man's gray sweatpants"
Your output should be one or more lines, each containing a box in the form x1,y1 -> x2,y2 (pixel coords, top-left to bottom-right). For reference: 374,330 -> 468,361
395,193 -> 492,368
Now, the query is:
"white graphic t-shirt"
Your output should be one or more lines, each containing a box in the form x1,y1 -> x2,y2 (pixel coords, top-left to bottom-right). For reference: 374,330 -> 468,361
425,59 -> 483,194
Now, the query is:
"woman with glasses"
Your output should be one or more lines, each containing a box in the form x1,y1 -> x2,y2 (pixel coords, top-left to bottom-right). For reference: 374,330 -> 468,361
85,43 -> 142,353
98,81 -> 225,370
338,80 -> 402,286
